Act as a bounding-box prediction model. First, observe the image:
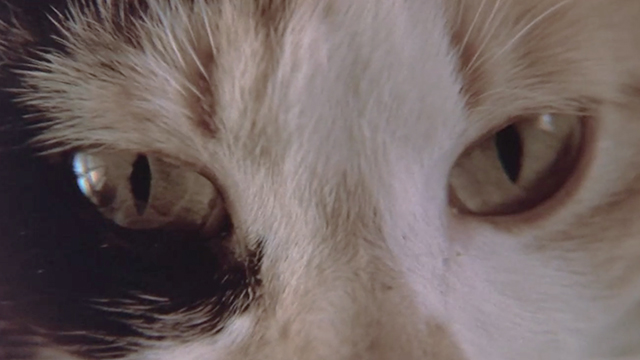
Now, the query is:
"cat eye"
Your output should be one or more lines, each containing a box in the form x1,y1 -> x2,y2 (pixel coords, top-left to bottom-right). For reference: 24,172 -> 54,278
72,151 -> 228,233
448,114 -> 584,216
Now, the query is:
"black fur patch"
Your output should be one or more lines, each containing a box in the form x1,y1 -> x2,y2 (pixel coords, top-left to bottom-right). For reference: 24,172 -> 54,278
0,1 -> 262,359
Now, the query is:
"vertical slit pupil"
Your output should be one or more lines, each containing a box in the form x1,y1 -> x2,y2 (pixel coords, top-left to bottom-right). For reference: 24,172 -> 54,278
495,125 -> 523,183
130,155 -> 151,215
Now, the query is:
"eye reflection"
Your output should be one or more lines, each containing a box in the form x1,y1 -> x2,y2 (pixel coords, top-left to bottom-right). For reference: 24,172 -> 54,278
73,152 -> 108,205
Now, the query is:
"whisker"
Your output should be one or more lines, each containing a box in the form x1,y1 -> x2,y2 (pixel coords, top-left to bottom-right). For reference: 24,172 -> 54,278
487,0 -> 571,66
459,0 -> 487,54
150,3 -> 187,70
177,6 -> 211,81
454,0 -> 467,30
464,0 -> 504,74
199,0 -> 218,62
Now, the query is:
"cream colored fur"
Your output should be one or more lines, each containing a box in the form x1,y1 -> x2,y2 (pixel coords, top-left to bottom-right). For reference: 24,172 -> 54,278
9,0 -> 640,359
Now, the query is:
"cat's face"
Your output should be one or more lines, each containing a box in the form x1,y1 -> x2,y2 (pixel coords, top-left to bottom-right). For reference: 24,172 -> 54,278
2,0 -> 640,359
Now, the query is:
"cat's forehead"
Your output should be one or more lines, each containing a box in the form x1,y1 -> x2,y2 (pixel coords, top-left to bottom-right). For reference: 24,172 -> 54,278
20,0 -> 633,162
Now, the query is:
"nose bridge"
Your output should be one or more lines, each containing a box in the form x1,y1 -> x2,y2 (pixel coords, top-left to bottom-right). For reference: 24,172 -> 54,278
227,142 -> 468,359
266,241 -> 426,360
264,259 -> 466,360
229,117 -> 454,359
250,174 -> 425,359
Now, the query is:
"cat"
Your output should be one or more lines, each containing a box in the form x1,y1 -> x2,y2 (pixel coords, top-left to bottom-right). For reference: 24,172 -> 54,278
2,0 -> 640,359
